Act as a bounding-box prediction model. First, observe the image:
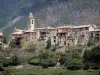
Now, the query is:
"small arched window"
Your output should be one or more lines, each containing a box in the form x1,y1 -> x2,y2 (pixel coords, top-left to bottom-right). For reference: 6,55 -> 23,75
32,20 -> 34,24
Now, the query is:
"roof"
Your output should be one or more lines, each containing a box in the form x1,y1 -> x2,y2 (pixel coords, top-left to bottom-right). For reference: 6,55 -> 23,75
24,30 -> 36,33
45,26 -> 55,30
13,28 -> 23,35
14,27 -> 23,32
0,32 -> 3,36
36,26 -> 55,30
72,25 -> 96,28
28,12 -> 34,19
12,31 -> 23,35
35,28 -> 45,30
57,26 -> 72,29
89,29 -> 100,32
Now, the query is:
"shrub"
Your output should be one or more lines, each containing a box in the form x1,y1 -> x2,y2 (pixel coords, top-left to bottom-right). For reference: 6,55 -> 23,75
67,59 -> 83,70
0,57 -> 12,67
25,43 -> 37,52
83,63 -> 89,70
46,37 -> 51,49
83,45 -> 100,66
41,58 -> 57,68
0,63 -> 4,71
59,55 -> 68,65
28,58 -> 41,66
91,65 -> 99,70
2,58 -> 12,67
11,55 -> 21,66
29,51 -> 57,68
41,59 -> 50,68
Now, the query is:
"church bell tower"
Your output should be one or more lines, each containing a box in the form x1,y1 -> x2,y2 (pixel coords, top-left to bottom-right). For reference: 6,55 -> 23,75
27,12 -> 35,30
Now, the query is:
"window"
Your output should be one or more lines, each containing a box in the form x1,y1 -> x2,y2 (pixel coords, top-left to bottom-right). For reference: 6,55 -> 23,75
86,27 -> 88,30
64,41 -> 66,45
68,43 -> 69,46
54,40 -> 56,42
54,36 -> 56,39
32,20 -> 34,24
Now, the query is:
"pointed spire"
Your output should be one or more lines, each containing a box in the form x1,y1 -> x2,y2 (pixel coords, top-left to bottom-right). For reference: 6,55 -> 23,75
14,26 -> 16,30
28,12 -> 34,19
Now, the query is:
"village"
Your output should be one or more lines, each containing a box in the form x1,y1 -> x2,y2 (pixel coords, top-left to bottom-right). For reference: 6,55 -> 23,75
0,12 -> 99,48
7,12 -> 100,47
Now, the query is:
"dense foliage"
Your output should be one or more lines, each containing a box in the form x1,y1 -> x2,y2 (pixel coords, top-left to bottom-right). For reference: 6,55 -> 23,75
29,50 -> 58,68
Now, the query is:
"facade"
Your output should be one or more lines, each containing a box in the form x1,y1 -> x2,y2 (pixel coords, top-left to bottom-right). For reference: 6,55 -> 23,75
0,32 -> 3,43
56,26 -> 72,47
11,12 -> 36,43
36,26 -> 57,45
23,30 -> 36,42
11,12 -> 100,47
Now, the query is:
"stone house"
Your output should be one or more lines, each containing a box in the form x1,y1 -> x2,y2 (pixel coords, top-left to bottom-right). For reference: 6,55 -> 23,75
11,12 -> 36,43
89,30 -> 100,43
67,25 -> 98,46
56,26 -> 72,47
36,26 -> 57,45
0,32 -> 3,43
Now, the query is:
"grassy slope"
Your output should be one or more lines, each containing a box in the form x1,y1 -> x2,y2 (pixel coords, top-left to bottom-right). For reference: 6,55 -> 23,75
1,65 -> 98,75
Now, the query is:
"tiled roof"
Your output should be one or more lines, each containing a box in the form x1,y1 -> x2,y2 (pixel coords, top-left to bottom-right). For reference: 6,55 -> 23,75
89,29 -> 100,32
0,32 -> 3,36
36,26 -> 55,30
57,26 -> 72,29
24,30 -> 36,33
12,31 -> 23,35
72,25 -> 96,28
13,28 -> 23,35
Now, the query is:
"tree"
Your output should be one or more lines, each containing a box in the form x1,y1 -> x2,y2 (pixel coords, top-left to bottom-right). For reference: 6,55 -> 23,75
67,59 -> 83,70
29,51 -> 57,68
11,55 -> 21,66
0,63 -> 4,71
9,37 -> 22,48
46,37 -> 51,49
83,63 -> 89,70
83,44 -> 100,70
59,54 -> 68,66
3,37 -> 7,44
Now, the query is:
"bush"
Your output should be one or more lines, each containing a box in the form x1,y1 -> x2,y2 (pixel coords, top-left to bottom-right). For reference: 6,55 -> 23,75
67,59 -> 83,70
2,58 -> 12,67
83,63 -> 89,70
46,37 -> 51,49
91,65 -> 99,70
28,58 -> 41,66
11,55 -> 21,66
41,58 -> 57,68
25,43 -> 37,52
59,55 -> 68,65
0,63 -> 4,71
28,51 -> 57,68
0,57 -> 12,67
